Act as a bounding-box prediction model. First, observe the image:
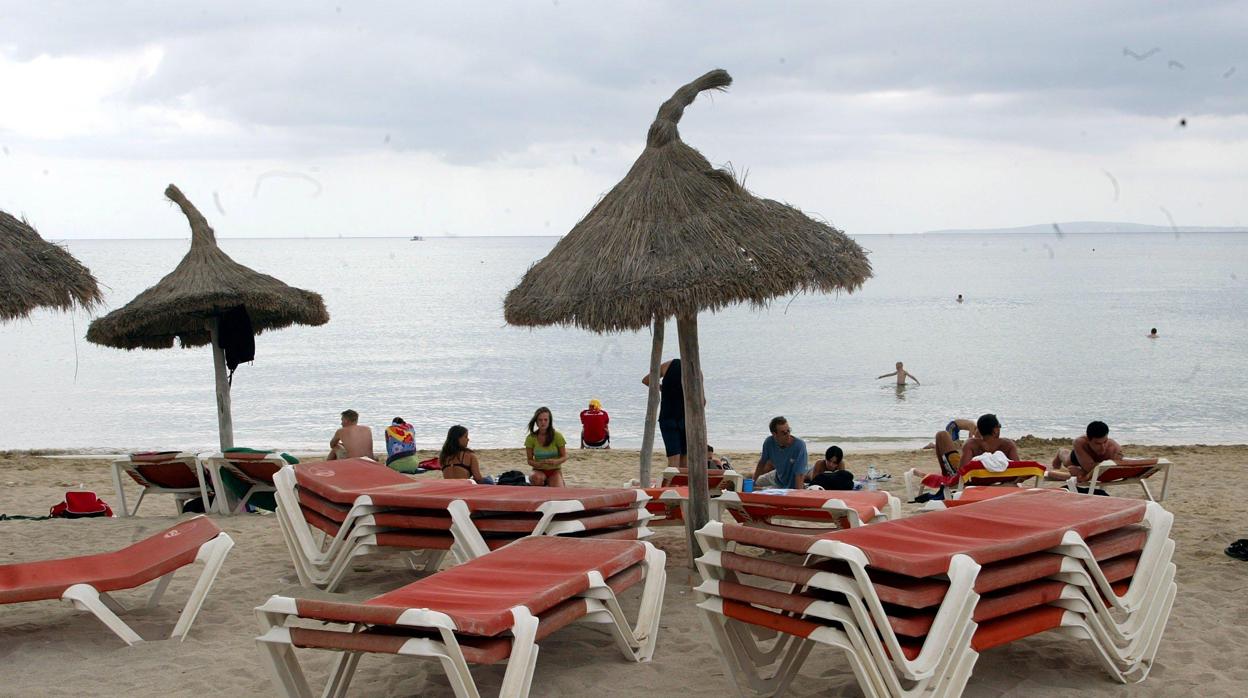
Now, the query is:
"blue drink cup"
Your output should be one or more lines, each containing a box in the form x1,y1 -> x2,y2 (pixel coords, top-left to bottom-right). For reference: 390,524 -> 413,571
743,478 -> 754,493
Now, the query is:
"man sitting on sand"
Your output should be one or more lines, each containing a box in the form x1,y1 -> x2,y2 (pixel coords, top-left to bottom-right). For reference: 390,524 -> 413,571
1047,420 -> 1158,483
328,409 -> 374,461
877,361 -> 920,386
753,416 -> 809,489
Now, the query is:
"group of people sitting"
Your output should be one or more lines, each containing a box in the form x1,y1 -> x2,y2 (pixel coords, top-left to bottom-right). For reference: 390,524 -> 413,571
907,413 -> 1159,501
324,405 -> 587,488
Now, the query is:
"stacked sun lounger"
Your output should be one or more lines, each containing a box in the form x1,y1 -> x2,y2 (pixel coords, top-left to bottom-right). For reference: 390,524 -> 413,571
256,536 -> 666,698
713,489 -> 902,532
275,458 -> 653,591
694,488 -> 1176,697
662,466 -> 744,491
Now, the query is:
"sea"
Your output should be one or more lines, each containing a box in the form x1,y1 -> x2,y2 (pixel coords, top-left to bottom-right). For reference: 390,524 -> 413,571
3,232 -> 1247,454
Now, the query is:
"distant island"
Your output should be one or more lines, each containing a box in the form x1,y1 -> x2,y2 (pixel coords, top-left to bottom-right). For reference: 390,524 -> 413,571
923,221 -> 1248,235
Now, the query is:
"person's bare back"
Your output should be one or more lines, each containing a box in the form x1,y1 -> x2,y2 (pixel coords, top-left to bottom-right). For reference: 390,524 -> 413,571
329,409 -> 374,460
877,361 -> 920,386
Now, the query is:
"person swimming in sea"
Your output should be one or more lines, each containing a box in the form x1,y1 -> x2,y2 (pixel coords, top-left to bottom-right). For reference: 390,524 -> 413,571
877,361 -> 920,386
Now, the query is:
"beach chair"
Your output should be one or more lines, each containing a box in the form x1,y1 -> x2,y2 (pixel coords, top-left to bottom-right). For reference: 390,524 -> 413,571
274,459 -> 653,590
255,536 -> 666,698
1064,459 -> 1173,502
0,516 -> 233,646
920,485 -> 1026,511
693,489 -> 1176,697
203,449 -> 293,514
640,486 -> 689,526
110,451 -> 212,517
904,461 -> 1046,502
662,466 -> 744,492
712,489 -> 901,533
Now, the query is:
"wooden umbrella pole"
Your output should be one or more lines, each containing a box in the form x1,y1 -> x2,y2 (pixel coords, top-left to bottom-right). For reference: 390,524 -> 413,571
639,316 -> 665,486
208,317 -> 235,451
677,313 -> 709,554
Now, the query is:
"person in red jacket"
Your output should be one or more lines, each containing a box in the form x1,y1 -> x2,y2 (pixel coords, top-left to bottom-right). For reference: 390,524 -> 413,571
580,399 -> 610,449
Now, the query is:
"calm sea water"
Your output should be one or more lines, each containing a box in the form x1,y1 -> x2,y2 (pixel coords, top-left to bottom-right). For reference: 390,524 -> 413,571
3,233 -> 1247,453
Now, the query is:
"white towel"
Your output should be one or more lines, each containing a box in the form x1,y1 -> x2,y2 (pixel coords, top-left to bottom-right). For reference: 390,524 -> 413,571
972,450 -> 1011,472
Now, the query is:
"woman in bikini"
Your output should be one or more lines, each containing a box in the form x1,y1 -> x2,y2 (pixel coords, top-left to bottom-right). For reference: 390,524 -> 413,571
439,425 -> 489,483
524,406 -> 568,487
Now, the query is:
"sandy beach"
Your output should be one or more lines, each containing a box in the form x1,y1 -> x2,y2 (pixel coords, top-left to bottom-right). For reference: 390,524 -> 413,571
2,442 -> 1247,697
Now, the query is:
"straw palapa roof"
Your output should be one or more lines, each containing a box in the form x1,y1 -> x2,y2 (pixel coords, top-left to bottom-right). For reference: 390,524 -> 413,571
87,184 -> 328,350
1,210 -> 103,322
504,69 -> 872,333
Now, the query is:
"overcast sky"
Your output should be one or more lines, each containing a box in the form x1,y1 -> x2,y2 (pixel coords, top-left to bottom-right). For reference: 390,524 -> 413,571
1,0 -> 1245,238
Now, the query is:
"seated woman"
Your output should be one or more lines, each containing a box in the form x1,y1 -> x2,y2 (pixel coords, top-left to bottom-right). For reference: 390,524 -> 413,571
809,445 -> 855,490
525,406 -> 568,487
439,425 -> 492,484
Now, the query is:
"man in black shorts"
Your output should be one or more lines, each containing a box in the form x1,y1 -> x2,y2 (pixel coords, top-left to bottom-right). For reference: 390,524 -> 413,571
643,358 -> 686,468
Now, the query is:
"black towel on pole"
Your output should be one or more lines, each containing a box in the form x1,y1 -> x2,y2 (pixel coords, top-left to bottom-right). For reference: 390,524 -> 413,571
218,306 -> 255,378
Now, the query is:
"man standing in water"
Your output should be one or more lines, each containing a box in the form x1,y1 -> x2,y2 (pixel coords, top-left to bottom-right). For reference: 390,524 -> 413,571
877,361 -> 920,386
329,409 -> 374,460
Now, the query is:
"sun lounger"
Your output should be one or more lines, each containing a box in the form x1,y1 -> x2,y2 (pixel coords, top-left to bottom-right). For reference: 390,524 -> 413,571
920,485 -> 1027,511
712,488 -> 901,533
204,449 -> 293,514
1064,459 -> 1173,502
694,488 -> 1176,696
641,486 -> 689,526
904,461 -> 1047,502
275,459 -> 653,590
0,516 -> 233,646
662,466 -> 744,491
255,536 -> 666,698
110,451 -> 212,517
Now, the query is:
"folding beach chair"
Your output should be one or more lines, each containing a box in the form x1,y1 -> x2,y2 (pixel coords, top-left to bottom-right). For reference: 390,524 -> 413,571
255,536 -> 666,698
203,449 -> 294,514
694,489 -> 1176,696
712,489 -> 901,533
110,451 -> 212,517
662,466 -> 744,492
0,516 -> 233,646
1065,458 -> 1173,502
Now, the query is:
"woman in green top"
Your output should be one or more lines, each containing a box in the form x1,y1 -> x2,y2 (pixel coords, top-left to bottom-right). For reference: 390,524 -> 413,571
524,406 -> 568,486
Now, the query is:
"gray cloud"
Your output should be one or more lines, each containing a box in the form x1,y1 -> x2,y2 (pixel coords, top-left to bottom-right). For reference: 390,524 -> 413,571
3,0 -> 1244,165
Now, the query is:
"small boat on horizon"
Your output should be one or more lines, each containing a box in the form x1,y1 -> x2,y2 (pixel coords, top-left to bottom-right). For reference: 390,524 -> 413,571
410,235 -> 424,241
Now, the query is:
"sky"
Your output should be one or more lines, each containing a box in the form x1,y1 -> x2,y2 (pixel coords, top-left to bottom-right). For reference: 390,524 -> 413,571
1,0 -> 1245,239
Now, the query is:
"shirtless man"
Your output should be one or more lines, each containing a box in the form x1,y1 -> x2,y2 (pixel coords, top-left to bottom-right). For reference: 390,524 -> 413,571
877,361 -> 920,386
328,409 -> 374,460
959,413 -> 1020,465
1047,421 -> 1157,482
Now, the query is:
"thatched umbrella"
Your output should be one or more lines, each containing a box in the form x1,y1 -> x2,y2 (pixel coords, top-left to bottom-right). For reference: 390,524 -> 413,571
87,184 -> 329,450
1,210 -> 102,322
505,69 -> 872,543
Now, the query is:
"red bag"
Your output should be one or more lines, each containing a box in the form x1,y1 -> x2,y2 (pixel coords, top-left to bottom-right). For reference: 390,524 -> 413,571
418,456 -> 443,471
50,491 -> 114,518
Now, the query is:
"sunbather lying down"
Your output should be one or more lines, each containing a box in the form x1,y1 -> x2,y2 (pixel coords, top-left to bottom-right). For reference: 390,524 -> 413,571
1045,421 -> 1157,482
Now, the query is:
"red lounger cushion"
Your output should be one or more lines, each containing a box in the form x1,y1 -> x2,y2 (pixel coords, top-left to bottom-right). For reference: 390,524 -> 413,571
290,537 -> 647,637
719,489 -> 1146,579
0,517 -> 221,604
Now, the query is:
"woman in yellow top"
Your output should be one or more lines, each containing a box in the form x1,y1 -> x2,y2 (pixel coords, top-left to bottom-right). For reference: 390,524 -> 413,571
524,406 -> 568,486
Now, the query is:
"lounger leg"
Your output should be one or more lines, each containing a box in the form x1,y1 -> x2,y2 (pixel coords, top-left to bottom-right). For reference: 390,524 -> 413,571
170,533 -> 234,640
146,570 -> 176,609
62,583 -> 143,646
499,609 -> 540,698
256,628 -> 317,698
323,649 -> 363,698
111,462 -> 131,517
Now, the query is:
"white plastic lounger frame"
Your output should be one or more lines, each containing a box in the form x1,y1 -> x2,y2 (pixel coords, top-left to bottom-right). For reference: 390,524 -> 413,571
109,452 -> 211,517
710,490 -> 901,532
254,543 -> 667,698
62,531 -> 234,646
203,451 -> 288,514
662,466 -> 744,491
1065,459 -> 1173,502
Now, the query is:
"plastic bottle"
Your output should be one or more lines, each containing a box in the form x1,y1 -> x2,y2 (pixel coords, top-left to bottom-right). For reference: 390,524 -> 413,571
865,464 -> 879,491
